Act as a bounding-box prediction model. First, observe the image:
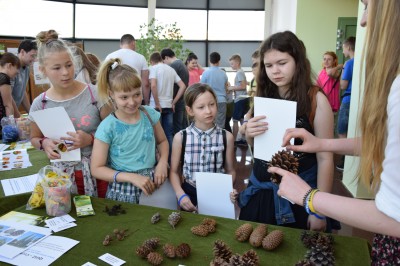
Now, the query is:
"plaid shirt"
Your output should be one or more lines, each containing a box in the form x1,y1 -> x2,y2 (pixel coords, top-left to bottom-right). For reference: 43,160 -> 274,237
182,123 -> 225,186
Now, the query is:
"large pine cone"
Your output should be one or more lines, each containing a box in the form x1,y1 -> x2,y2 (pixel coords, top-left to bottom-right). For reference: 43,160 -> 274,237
249,224 -> 268,247
295,259 -> 316,266
151,212 -> 161,224
135,245 -> 151,258
305,244 -> 335,266
202,218 -> 217,233
163,243 -> 176,258
176,243 -> 191,258
235,223 -> 253,242
168,212 -> 181,229
143,237 -> 160,250
229,254 -> 244,265
213,240 -> 233,262
191,225 -> 209,236
300,231 -> 319,249
242,249 -> 259,266
210,256 -> 229,266
147,251 -> 163,265
262,230 -> 284,251
268,150 -> 299,184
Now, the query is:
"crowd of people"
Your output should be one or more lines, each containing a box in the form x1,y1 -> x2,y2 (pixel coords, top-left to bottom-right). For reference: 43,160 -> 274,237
1,0 -> 399,263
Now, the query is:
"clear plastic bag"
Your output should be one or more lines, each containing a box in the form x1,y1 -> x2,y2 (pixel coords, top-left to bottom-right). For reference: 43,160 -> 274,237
1,115 -> 19,143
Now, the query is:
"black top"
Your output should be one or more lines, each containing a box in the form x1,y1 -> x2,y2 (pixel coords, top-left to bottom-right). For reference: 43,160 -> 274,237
0,73 -> 11,120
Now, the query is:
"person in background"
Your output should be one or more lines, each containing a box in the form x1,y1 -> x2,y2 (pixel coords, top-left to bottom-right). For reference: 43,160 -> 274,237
200,52 -> 229,129
232,31 -> 334,232
270,1 -> 400,263
223,68 -> 234,133
30,29 -> 111,198
11,39 -> 37,114
85,52 -> 101,69
170,83 -> 235,211
185,52 -> 204,86
0,53 -> 21,122
336,36 -> 356,172
161,48 -> 189,134
91,58 -> 169,203
74,46 -> 98,85
316,51 -> 343,113
105,34 -> 150,104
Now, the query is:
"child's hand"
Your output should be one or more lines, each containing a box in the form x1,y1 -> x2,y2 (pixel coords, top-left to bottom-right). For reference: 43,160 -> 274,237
230,189 -> 238,204
178,194 -> 197,212
245,115 -> 268,139
133,174 -> 156,196
61,130 -> 92,149
42,138 -> 61,160
154,161 -> 168,188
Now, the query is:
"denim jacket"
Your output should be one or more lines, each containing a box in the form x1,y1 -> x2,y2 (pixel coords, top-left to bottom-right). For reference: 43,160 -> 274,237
238,164 -> 318,225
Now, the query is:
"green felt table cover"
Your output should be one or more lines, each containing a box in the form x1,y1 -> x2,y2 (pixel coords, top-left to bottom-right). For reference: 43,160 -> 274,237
0,196 -> 371,266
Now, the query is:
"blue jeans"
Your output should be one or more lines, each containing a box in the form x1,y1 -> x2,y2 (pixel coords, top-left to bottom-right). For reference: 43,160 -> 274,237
337,101 -> 350,135
161,108 -> 173,161
173,99 -> 185,135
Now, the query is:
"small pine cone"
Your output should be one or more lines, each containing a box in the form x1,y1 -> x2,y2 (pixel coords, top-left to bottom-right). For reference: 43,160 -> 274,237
176,243 -> 191,258
229,254 -> 244,265
210,257 -> 229,266
168,212 -> 181,229
242,249 -> 259,266
305,244 -> 335,266
202,218 -> 217,227
147,251 -> 163,266
213,240 -> 233,262
300,230 -> 318,249
151,212 -> 161,224
143,237 -> 160,250
262,230 -> 284,251
316,234 -> 334,250
235,223 -> 253,242
136,245 -> 151,258
295,259 -> 316,266
268,150 -> 299,184
249,224 -> 268,247
204,224 -> 216,233
191,225 -> 209,237
163,243 -> 176,258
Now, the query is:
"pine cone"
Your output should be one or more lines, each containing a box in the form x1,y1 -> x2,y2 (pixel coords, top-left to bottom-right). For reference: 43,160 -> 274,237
202,218 -> 217,227
249,224 -> 268,247
268,150 -> 299,184
242,249 -> 259,266
151,212 -> 161,224
163,243 -> 176,258
295,259 -> 316,266
235,223 -> 253,242
305,244 -> 335,266
136,245 -> 151,258
213,240 -> 233,262
210,256 -> 229,266
176,243 -> 191,258
147,251 -> 163,265
316,234 -> 335,250
262,230 -> 284,251
229,254 -> 244,265
300,231 -> 319,249
191,225 -> 209,236
143,237 -> 160,250
168,212 -> 181,229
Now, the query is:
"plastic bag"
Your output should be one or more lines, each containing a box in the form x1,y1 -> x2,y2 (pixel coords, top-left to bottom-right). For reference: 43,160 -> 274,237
1,115 -> 19,143
26,165 -> 70,210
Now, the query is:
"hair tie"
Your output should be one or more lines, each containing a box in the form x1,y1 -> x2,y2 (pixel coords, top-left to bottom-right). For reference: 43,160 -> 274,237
45,39 -> 57,45
111,61 -> 119,70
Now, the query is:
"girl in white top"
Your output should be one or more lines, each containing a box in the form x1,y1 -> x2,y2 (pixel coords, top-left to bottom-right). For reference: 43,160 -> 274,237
269,0 -> 400,264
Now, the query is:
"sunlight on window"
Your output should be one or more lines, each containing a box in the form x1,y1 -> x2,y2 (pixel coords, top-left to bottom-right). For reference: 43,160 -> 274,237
0,0 -> 72,38
75,4 -> 147,39
208,10 -> 264,41
155,9 -> 207,40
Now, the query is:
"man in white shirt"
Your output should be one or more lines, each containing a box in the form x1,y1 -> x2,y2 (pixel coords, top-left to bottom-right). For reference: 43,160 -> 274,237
105,34 -> 150,103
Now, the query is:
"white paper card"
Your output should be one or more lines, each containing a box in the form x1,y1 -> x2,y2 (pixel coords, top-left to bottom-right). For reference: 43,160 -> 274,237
1,174 -> 37,196
139,179 -> 177,210
45,215 -> 77,233
0,235 -> 79,266
82,262 -> 97,266
29,107 -> 81,162
195,172 -> 235,219
253,97 -> 297,161
99,253 -> 126,266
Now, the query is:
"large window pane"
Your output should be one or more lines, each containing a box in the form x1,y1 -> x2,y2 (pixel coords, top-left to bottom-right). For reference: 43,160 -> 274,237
155,9 -> 207,40
75,4 -> 147,39
208,11 -> 264,41
0,0 -> 72,38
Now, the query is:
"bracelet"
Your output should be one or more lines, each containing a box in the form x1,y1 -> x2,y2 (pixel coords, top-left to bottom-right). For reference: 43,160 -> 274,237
39,137 -> 48,151
308,189 -> 319,214
113,171 -> 121,183
305,189 -> 326,220
178,194 -> 188,206
302,188 -> 313,208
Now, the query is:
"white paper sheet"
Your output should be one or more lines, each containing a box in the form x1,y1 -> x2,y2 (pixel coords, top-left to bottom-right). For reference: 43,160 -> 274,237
29,107 -> 81,162
253,97 -> 297,161
1,174 -> 37,196
195,172 -> 235,219
0,235 -> 79,266
139,179 -> 177,210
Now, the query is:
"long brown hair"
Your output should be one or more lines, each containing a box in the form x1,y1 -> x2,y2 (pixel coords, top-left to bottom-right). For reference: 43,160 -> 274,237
358,0 -> 400,190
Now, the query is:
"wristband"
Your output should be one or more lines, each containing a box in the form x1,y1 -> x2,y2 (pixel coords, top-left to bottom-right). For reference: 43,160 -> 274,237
178,194 -> 188,206
113,171 -> 121,183
39,137 -> 48,151
308,189 -> 319,214
302,188 -> 313,208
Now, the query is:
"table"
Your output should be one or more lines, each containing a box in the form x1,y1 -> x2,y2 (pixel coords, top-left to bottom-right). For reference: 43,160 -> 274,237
0,196 -> 371,266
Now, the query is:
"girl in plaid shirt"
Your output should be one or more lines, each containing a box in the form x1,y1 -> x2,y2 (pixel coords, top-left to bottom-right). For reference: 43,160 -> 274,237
170,83 -> 236,212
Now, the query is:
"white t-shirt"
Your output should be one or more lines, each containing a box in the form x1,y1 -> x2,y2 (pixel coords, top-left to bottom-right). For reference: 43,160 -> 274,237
149,63 -> 181,108
375,75 -> 400,222
105,49 -> 148,73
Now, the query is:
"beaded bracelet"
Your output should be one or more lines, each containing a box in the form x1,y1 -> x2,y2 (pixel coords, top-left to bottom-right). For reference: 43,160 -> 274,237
113,171 -> 121,183
302,188 -> 313,208
305,189 -> 325,220
178,194 -> 188,206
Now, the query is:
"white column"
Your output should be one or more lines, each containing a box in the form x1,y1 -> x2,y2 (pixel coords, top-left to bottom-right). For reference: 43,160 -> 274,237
270,0 -> 297,34
148,0 -> 156,25
264,0 -> 272,39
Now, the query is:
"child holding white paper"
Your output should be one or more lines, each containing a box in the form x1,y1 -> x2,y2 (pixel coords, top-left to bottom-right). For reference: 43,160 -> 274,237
233,31 -> 334,231
29,30 -> 111,198
170,83 -> 236,212
90,58 -> 169,203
